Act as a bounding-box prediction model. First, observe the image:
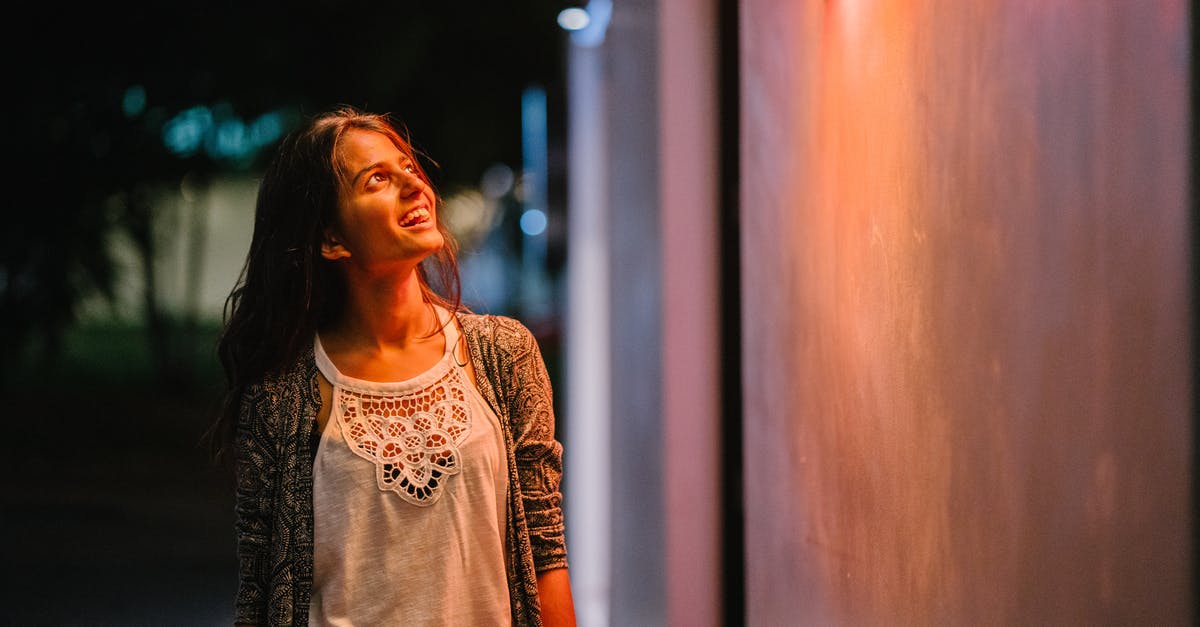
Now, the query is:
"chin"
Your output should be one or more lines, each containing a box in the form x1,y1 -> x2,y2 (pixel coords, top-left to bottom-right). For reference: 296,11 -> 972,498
415,230 -> 446,257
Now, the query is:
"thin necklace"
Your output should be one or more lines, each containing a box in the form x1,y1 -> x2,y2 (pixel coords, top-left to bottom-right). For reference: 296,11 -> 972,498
452,320 -> 469,368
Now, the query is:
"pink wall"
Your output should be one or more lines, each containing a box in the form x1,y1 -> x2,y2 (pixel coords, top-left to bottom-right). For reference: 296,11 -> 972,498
661,0 -> 722,626
740,1 -> 1193,624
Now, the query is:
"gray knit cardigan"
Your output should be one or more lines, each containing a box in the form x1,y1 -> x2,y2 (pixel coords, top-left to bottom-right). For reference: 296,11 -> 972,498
233,313 -> 568,626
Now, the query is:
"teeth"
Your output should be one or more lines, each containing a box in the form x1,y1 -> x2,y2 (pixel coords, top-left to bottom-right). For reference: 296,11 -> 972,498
401,207 -> 430,226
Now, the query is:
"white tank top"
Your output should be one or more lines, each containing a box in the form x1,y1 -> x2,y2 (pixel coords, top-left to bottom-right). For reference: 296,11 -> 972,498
309,309 -> 511,626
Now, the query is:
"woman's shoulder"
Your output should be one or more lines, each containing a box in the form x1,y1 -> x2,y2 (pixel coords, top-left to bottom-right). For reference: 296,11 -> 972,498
457,311 -> 530,333
247,345 -> 318,394
456,311 -> 540,356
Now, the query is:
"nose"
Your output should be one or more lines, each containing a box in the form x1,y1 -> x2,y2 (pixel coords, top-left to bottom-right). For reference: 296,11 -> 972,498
399,169 -> 424,199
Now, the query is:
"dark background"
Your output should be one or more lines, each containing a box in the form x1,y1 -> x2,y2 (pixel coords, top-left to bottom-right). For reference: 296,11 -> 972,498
1,3 -> 569,624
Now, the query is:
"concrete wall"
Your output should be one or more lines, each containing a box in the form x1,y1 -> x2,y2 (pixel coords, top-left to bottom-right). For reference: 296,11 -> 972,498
740,1 -> 1193,624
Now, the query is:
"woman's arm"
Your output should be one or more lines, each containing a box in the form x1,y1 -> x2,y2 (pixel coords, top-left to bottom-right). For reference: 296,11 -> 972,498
497,318 -> 570,572
497,318 -> 574,621
537,567 -> 578,627
232,382 -> 277,626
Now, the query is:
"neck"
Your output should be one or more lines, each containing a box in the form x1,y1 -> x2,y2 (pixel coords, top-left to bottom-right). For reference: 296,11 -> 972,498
332,266 -> 441,350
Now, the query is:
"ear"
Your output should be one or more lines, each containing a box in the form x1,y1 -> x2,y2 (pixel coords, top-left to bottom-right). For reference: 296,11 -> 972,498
320,228 -> 351,261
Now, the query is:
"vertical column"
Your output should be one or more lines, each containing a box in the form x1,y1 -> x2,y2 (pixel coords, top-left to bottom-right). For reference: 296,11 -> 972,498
605,1 -> 666,624
659,0 -> 722,625
564,13 -> 612,627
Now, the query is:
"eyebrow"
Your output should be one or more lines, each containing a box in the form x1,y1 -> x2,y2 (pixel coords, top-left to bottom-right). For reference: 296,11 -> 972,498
350,161 -> 385,187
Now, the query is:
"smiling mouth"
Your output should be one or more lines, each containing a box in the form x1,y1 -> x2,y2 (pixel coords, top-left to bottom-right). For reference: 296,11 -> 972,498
400,206 -> 432,227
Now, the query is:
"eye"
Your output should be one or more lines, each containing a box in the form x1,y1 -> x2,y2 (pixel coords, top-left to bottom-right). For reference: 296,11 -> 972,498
402,163 -> 418,175
363,171 -> 389,190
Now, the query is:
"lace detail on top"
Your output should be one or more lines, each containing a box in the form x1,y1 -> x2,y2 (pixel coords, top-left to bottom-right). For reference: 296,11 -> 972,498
335,368 -> 472,506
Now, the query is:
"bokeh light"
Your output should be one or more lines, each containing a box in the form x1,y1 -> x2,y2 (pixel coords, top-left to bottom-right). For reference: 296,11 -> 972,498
557,7 -> 590,31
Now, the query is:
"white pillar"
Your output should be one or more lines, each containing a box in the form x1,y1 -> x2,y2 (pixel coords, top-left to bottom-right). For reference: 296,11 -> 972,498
564,6 -> 612,625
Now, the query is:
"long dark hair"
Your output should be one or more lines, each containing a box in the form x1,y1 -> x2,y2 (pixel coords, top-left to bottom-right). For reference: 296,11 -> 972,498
206,105 -> 463,464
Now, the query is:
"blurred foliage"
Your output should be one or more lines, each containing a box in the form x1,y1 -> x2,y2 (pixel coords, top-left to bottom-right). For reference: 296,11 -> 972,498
2,1 -> 567,386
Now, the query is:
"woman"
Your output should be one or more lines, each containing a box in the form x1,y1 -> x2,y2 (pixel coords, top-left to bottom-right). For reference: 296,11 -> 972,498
210,105 -> 575,626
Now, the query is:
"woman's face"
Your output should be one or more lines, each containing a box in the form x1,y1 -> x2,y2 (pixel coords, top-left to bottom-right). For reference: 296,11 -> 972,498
322,128 -> 444,273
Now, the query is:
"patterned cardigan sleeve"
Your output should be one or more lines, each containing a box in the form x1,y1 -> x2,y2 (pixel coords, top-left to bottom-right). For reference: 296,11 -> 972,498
231,352 -> 320,626
472,314 -> 569,572
505,320 -> 569,572
232,380 -> 277,625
